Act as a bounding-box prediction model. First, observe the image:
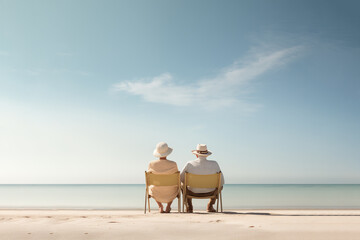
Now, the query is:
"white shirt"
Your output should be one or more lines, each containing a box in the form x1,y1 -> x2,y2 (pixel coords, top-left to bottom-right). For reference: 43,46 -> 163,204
180,157 -> 225,193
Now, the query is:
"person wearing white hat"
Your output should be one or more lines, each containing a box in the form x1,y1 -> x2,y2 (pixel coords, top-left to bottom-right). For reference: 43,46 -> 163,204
180,144 -> 225,213
147,142 -> 179,213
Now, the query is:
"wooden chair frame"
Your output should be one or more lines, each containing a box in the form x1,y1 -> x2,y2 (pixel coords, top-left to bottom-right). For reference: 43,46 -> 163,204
144,171 -> 181,214
183,171 -> 223,213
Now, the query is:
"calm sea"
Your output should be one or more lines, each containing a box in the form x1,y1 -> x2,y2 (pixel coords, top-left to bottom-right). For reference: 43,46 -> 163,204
1,184 -> 359,210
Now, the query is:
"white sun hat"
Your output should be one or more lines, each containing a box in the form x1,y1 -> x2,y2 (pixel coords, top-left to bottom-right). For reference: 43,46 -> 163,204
153,142 -> 173,158
191,144 -> 212,157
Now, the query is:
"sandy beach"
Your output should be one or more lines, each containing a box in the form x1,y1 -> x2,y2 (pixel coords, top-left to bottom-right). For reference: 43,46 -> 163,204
0,210 -> 359,240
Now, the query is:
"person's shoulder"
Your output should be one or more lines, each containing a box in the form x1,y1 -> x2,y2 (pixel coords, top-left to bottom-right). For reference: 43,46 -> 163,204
167,159 -> 178,165
149,159 -> 160,164
207,159 -> 220,166
148,159 -> 161,167
182,160 -> 195,169
186,159 -> 198,165
206,159 -> 217,163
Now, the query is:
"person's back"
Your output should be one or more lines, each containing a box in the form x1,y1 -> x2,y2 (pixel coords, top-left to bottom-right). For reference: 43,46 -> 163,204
180,158 -> 224,193
180,144 -> 224,212
148,159 -> 178,174
147,142 -> 179,213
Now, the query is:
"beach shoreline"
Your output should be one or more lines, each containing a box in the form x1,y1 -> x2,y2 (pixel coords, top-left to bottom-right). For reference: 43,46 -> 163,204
1,210 -> 359,240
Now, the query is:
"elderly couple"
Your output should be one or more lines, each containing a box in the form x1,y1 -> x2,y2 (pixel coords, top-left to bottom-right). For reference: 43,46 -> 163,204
147,142 -> 225,213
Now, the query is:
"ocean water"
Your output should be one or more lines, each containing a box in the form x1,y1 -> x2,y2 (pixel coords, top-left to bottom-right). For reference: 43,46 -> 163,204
0,184 -> 359,210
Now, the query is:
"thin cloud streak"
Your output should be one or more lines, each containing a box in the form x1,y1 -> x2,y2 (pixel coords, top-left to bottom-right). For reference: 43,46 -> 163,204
113,46 -> 303,110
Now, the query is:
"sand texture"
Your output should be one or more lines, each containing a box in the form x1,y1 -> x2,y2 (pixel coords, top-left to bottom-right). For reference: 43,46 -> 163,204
0,210 -> 360,240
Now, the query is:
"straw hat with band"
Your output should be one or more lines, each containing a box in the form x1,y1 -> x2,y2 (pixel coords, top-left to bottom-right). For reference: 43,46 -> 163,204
192,144 -> 212,157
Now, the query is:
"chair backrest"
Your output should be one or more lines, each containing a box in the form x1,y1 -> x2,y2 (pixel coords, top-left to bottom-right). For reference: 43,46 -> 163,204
145,171 -> 180,187
185,172 -> 221,189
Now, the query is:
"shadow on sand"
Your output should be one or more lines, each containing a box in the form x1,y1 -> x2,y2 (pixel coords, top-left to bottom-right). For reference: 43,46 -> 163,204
190,211 -> 360,216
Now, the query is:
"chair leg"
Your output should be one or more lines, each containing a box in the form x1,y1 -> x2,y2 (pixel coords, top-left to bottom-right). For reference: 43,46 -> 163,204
148,196 -> 151,213
216,196 -> 219,212
178,196 -> 180,213
144,190 -> 147,214
220,192 -> 223,212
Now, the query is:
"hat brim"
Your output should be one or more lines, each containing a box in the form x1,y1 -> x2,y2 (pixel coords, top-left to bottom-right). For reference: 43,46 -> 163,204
153,147 -> 173,158
192,150 -> 212,157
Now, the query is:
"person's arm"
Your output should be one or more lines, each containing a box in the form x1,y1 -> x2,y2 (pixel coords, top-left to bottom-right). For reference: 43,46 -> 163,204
180,163 -> 188,183
147,162 -> 152,172
221,171 -> 225,186
215,162 -> 225,186
174,162 -> 179,172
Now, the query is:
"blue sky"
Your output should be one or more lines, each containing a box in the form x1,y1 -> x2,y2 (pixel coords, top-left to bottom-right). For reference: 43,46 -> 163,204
0,0 -> 359,184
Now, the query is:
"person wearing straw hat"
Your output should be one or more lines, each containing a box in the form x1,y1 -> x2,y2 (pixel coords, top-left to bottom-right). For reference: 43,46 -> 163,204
147,142 -> 179,213
180,144 -> 225,213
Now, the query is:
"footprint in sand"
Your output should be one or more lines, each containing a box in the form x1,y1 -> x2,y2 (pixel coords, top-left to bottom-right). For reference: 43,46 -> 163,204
209,220 -> 221,223
108,221 -> 118,223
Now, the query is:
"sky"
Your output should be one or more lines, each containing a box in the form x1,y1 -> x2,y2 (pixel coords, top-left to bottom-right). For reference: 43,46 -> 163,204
0,0 -> 359,184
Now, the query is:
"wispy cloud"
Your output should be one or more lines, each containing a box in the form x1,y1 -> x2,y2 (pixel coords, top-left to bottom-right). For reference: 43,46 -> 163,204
113,46 -> 303,110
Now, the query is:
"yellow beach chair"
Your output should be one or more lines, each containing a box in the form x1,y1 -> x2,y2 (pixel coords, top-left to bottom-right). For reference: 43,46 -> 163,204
183,172 -> 223,213
144,171 -> 181,214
